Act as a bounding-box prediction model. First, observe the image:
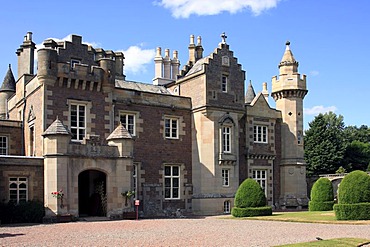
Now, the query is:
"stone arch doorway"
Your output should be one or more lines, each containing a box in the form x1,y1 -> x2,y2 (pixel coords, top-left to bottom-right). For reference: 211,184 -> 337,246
78,170 -> 107,217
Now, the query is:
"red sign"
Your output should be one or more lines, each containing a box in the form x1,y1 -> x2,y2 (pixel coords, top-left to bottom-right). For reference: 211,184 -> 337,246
135,200 -> 140,206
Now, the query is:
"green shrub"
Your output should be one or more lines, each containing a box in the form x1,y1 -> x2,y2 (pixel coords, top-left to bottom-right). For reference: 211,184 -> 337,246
234,178 -> 266,208
334,203 -> 370,220
0,200 -> 45,224
232,178 -> 272,217
231,206 -> 272,217
309,201 -> 334,211
338,170 -> 370,204
309,177 -> 334,211
335,170 -> 370,220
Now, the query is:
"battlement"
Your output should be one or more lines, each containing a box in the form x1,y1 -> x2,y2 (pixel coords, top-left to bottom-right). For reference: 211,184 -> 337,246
271,73 -> 307,93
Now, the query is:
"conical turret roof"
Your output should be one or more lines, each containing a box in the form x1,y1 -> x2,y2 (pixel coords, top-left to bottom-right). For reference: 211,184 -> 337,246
107,123 -> 132,140
245,81 -> 256,104
279,41 -> 298,67
0,65 -> 16,92
43,117 -> 72,136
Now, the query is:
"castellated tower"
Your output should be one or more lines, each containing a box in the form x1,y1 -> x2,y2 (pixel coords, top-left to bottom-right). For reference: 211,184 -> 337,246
271,41 -> 308,209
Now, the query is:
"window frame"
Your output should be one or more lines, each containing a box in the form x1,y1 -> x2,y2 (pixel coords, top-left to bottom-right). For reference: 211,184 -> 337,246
221,75 -> 228,93
164,117 -> 179,139
253,170 -> 267,195
223,200 -> 231,213
70,103 -> 86,142
222,126 -> 232,153
0,135 -> 8,155
222,169 -> 230,187
9,177 -> 28,203
120,112 -> 136,136
254,125 -> 268,143
164,165 -> 180,200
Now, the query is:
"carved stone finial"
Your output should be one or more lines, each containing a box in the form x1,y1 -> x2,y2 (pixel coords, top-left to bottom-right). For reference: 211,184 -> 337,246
221,32 -> 227,44
286,40 -> 290,46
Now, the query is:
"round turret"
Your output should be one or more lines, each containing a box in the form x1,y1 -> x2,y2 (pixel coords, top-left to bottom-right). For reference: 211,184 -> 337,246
37,48 -> 58,81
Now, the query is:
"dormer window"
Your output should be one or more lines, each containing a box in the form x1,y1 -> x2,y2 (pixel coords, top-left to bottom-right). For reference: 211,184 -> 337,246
70,59 -> 81,69
221,75 -> 228,93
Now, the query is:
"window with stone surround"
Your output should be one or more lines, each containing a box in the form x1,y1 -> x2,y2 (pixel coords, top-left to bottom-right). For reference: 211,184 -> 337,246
222,126 -> 232,153
221,75 -> 228,92
164,165 -> 180,199
0,136 -> 8,155
120,112 -> 136,136
70,103 -> 86,141
224,200 -> 231,213
222,169 -> 230,187
164,117 -> 178,139
9,177 -> 28,203
253,170 -> 267,195
254,125 -> 268,143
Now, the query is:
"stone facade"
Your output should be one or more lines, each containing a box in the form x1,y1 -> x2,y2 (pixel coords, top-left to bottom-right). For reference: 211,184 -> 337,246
0,32 -> 308,218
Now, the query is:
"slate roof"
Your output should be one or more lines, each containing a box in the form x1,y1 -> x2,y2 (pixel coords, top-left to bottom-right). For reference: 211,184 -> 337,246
115,79 -> 172,95
107,123 -> 132,140
0,65 -> 16,92
43,118 -> 72,136
245,81 -> 256,104
185,57 -> 208,76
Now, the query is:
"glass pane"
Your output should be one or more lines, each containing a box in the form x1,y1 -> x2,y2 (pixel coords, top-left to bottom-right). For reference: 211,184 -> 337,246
173,178 -> 179,187
10,183 -> 17,188
172,166 -> 179,176
19,183 -> 27,189
172,188 -> 179,198
165,188 -> 170,198
164,166 -> 171,176
9,177 -> 17,181
165,178 -> 171,187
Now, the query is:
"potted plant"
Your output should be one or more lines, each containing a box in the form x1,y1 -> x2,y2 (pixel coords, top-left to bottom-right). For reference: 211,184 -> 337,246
122,190 -> 136,219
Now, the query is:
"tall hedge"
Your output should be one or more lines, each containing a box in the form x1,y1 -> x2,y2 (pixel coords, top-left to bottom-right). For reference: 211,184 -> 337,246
309,177 -> 334,211
334,170 -> 370,220
232,178 -> 272,217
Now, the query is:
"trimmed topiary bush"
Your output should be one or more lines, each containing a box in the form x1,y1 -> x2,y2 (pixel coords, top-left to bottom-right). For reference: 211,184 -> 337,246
309,177 -> 334,211
0,200 -> 45,224
334,170 -> 370,220
232,178 -> 272,217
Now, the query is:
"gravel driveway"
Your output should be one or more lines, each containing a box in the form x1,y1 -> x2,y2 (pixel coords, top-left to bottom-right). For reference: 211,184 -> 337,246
1,216 -> 370,246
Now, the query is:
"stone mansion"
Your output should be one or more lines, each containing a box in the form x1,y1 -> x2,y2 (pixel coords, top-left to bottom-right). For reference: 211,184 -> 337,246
0,32 -> 308,218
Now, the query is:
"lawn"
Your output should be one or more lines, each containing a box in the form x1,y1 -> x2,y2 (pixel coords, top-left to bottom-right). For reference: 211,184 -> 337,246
276,238 -> 370,246
229,211 -> 370,225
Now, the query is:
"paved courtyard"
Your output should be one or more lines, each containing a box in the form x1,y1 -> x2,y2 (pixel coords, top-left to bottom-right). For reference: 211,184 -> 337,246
1,216 -> 370,246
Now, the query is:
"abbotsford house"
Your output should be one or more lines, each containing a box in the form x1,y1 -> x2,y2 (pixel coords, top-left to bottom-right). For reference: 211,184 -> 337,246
0,32 -> 308,219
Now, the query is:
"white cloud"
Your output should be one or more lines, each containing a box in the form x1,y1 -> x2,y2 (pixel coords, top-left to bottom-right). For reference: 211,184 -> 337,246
310,70 -> 319,76
156,0 -> 280,18
304,105 -> 337,115
120,46 -> 155,75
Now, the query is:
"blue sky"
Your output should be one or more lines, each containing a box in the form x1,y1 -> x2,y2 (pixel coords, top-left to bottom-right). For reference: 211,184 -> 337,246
1,0 -> 369,129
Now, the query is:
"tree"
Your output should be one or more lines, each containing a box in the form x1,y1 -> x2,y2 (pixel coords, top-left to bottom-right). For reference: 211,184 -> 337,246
304,112 -> 346,176
342,140 -> 370,171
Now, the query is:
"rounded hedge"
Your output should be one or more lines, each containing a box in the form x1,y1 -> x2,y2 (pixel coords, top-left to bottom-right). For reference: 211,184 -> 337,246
232,178 -> 272,217
234,178 -> 266,208
334,170 -> 370,220
337,170 -> 370,204
309,177 -> 334,211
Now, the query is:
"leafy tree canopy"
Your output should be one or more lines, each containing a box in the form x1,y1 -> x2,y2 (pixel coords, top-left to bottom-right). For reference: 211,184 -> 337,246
304,112 -> 346,176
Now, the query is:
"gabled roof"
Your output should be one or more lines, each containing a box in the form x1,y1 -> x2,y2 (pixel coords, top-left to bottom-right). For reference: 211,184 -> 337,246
185,57 -> 208,76
107,123 -> 132,140
245,81 -> 256,104
43,117 -> 72,136
0,65 -> 16,92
